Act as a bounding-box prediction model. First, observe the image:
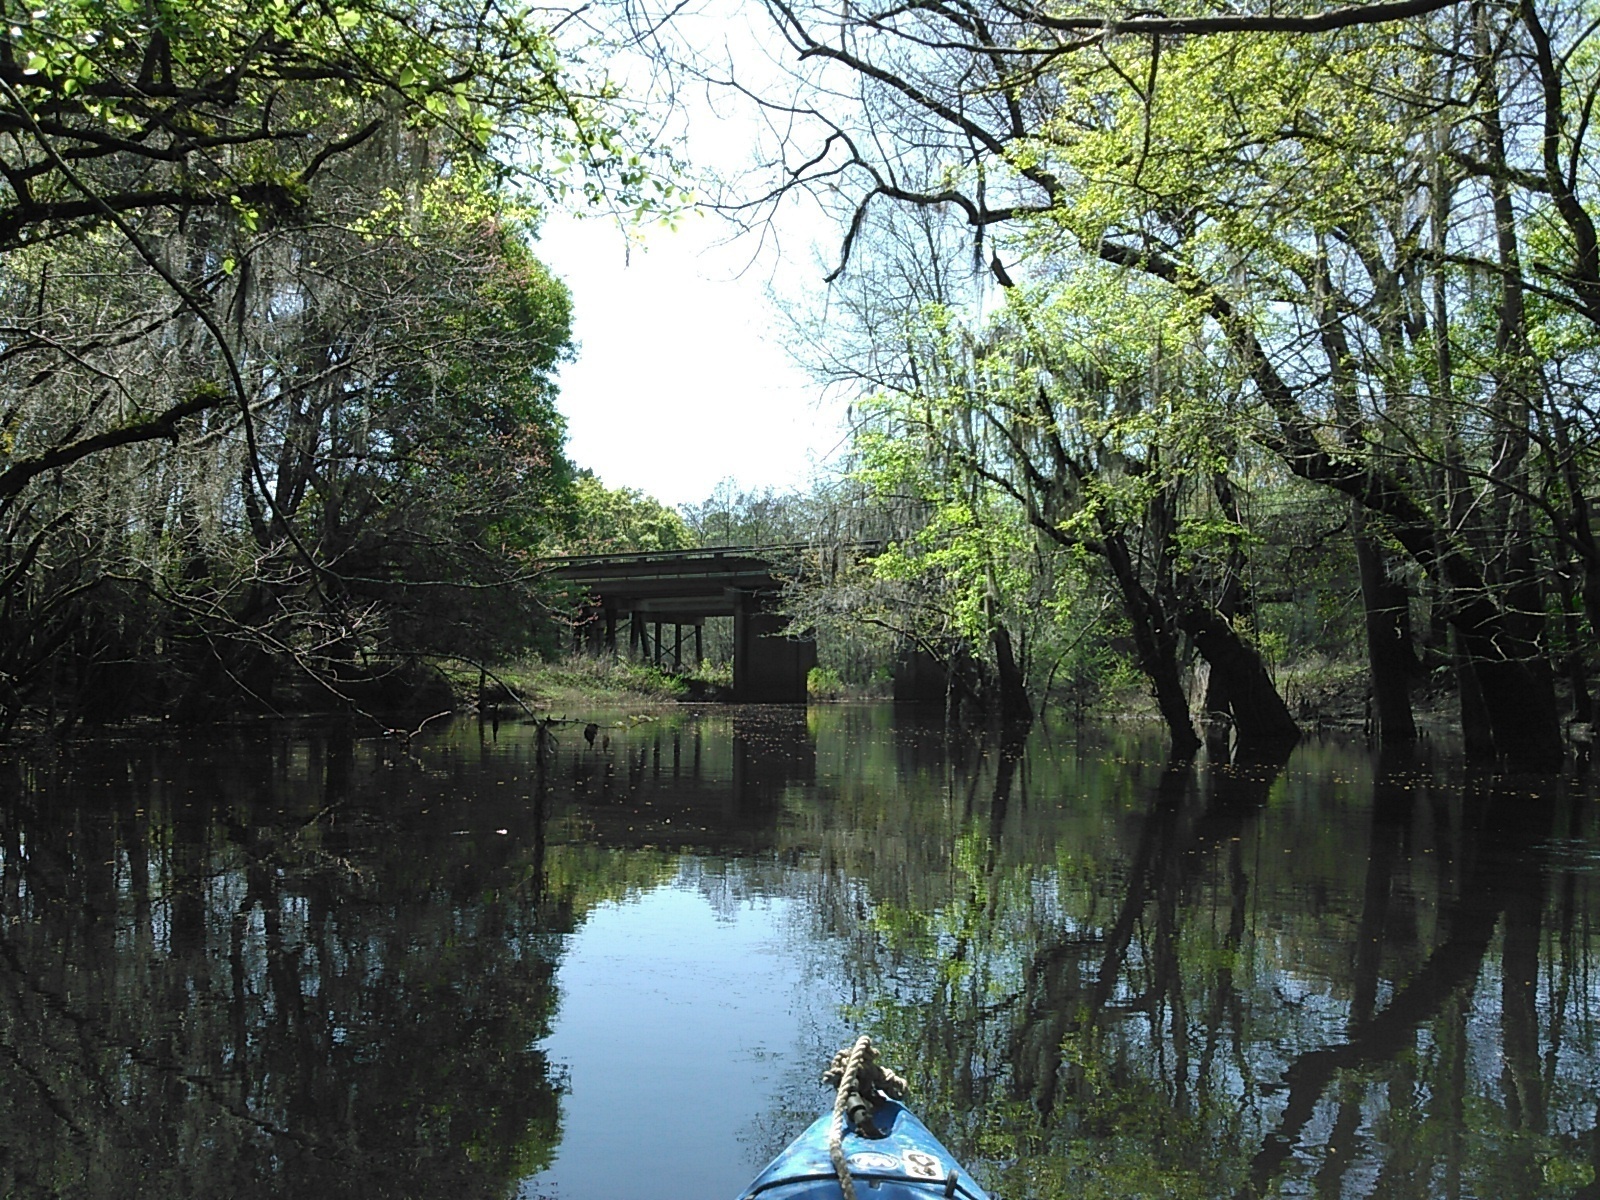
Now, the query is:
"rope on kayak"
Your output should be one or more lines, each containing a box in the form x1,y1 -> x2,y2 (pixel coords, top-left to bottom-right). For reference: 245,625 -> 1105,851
823,1036 -> 910,1200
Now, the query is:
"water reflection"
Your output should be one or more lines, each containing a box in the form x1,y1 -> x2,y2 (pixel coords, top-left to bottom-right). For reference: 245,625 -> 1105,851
806,725 -> 1600,1200
0,729 -> 568,1199
1,711 -> 1597,1200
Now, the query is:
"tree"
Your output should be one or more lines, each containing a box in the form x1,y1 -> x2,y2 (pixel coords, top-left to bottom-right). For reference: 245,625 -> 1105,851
0,0 -> 650,484
654,0 -> 1594,764
680,479 -> 815,546
785,198 -> 1298,747
0,0 -> 680,732
2,157 -> 585,726
845,402 -> 1042,723
559,471 -> 695,554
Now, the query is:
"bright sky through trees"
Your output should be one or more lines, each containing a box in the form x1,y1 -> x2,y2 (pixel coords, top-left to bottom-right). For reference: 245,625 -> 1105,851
531,0 -> 854,510
538,210 -> 847,507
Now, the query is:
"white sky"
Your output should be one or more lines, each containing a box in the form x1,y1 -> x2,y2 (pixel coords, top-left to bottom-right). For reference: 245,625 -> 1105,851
534,195 -> 850,510
528,0 -> 860,511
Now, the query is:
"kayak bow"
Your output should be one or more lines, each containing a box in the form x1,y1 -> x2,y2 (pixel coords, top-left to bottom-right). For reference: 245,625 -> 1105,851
738,1099 -> 992,1200
738,1039 -> 993,1200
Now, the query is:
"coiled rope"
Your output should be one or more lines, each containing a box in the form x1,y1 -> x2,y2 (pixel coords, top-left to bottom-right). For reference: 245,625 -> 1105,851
823,1037 -> 910,1200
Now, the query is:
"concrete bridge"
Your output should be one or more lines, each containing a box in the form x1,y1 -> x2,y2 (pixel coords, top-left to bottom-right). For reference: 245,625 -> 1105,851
545,545 -> 822,703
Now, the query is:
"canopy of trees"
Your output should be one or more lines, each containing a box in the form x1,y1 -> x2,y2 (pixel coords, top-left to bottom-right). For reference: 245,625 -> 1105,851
636,0 -> 1600,766
559,470 -> 696,553
0,0 -> 680,734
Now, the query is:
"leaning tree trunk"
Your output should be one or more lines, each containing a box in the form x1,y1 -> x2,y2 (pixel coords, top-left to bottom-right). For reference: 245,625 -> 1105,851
1103,534 -> 1200,757
1173,469 -> 1298,748
1177,602 -> 1300,747
1210,292 -> 1563,766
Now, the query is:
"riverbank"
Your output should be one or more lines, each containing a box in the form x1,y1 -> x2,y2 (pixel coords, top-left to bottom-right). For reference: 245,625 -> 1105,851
440,655 -> 735,714
2,649 -> 1455,743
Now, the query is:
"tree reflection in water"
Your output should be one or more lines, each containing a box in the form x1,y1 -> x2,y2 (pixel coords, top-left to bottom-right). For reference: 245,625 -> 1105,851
790,714 -> 1600,1200
2,710 -> 1599,1200
0,729 -> 568,1199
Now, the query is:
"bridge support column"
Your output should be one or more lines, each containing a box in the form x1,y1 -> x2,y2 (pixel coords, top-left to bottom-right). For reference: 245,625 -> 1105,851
733,595 -> 816,703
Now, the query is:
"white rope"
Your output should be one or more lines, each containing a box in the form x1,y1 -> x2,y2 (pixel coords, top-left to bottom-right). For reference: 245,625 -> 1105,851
826,1036 -> 874,1200
822,1037 -> 912,1200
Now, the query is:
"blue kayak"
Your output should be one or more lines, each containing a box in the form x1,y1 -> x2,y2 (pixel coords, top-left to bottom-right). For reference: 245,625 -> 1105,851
738,1099 -> 993,1200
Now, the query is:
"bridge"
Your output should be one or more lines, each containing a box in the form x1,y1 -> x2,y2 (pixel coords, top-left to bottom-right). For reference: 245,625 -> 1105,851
545,545 -> 822,703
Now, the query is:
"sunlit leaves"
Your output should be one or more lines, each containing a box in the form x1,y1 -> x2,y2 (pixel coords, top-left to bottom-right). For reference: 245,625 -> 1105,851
0,0 -> 689,253
1034,29 -> 1425,253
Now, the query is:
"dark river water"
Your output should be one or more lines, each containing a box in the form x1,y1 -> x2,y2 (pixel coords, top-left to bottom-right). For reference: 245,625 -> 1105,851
2,706 -> 1597,1200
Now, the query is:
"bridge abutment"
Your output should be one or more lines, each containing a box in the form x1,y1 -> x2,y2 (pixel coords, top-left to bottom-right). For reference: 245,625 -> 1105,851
733,597 -> 816,704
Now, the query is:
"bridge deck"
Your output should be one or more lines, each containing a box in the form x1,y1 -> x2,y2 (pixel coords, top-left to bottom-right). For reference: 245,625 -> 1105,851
545,545 -> 814,616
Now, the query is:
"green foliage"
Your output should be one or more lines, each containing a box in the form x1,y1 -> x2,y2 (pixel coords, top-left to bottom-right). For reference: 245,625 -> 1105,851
739,0 -> 1600,754
688,658 -> 734,688
558,471 -> 695,554
0,0 -> 685,249
530,655 -> 691,705
807,665 -> 845,699
0,0 -> 695,733
830,256 -> 1276,721
306,205 -> 581,665
680,479 -> 813,546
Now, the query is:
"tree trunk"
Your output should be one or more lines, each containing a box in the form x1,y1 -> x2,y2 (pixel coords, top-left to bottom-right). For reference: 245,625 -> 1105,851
990,622 -> 1032,727
985,579 -> 1032,727
1177,602 -> 1299,747
1230,302 -> 1561,765
1354,503 -> 1417,743
1202,661 -> 1232,722
1463,645 -> 1561,765
1094,226 -> 1567,767
1453,630 -> 1496,759
1103,534 -> 1199,757
1203,470 -> 1250,726
1468,6 -> 1563,767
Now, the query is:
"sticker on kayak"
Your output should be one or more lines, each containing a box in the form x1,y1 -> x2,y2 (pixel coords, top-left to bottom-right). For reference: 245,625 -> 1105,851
903,1151 -> 943,1179
847,1152 -> 902,1172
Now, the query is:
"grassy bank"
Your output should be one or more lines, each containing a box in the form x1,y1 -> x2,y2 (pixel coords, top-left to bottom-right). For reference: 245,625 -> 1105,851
439,655 -> 736,713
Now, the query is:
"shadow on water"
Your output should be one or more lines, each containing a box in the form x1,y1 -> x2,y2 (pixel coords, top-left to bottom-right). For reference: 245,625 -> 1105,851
1240,750 -> 1566,1199
3,712 -> 1600,1200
